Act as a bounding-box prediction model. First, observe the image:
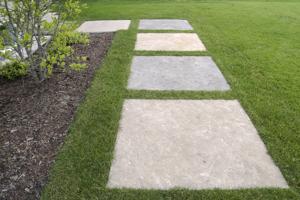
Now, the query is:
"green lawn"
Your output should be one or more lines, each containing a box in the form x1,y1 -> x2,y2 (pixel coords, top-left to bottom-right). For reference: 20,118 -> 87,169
42,0 -> 300,199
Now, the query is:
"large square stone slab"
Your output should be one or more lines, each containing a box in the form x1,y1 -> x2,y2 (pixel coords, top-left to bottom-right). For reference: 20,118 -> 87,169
139,19 -> 193,30
135,33 -> 206,51
77,20 -> 131,33
127,56 -> 230,91
107,100 -> 288,189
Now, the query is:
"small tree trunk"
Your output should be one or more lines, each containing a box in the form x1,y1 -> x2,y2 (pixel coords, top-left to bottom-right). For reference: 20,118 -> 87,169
31,65 -> 46,82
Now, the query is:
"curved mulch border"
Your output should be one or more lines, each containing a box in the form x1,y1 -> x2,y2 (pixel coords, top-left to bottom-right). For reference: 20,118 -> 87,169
0,33 -> 114,200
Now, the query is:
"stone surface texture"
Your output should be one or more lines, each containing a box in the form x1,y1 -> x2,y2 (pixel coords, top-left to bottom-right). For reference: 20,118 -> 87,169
139,19 -> 193,30
76,20 -> 131,33
127,56 -> 230,91
135,33 -> 206,51
107,100 -> 288,190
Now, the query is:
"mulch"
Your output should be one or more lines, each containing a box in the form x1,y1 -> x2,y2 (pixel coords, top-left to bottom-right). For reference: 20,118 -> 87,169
0,33 -> 114,200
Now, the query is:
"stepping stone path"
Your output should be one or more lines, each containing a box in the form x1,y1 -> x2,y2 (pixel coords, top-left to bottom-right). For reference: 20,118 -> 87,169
108,100 -> 288,189
135,33 -> 206,51
77,20 -> 131,33
128,56 -> 230,91
139,19 -> 193,30
74,19 -> 287,190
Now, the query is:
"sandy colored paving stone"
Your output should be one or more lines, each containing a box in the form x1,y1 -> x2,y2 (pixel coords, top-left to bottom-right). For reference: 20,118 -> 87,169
135,33 -> 206,51
139,19 -> 193,30
76,20 -> 131,33
127,56 -> 230,91
107,100 -> 288,190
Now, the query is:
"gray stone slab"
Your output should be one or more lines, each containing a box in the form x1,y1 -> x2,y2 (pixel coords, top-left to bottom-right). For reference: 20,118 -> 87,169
107,100 -> 288,189
127,56 -> 230,91
135,33 -> 206,51
139,19 -> 193,30
76,20 -> 131,33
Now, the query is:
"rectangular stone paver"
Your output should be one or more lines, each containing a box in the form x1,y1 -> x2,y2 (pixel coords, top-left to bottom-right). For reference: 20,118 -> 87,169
107,100 -> 288,189
77,20 -> 131,33
139,19 -> 193,30
135,33 -> 206,51
128,56 -> 230,91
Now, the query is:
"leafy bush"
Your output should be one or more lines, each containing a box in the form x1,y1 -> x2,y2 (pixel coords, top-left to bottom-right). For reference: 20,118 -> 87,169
0,61 -> 28,80
0,0 -> 88,81
66,31 -> 89,45
39,25 -> 88,77
0,25 -> 5,31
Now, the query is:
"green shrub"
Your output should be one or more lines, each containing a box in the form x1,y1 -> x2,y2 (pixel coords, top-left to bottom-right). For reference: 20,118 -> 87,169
0,61 -> 28,80
0,25 -> 5,31
0,0 -> 86,81
66,31 -> 89,45
40,26 -> 89,77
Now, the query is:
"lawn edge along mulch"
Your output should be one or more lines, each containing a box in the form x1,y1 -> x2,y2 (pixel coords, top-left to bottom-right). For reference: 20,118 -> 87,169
0,33 -> 114,200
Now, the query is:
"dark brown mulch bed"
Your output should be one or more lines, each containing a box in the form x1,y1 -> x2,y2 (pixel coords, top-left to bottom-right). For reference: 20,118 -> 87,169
0,33 -> 114,200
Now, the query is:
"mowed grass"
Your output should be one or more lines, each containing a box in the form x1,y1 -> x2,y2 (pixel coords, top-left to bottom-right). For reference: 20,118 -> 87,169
42,1 -> 300,199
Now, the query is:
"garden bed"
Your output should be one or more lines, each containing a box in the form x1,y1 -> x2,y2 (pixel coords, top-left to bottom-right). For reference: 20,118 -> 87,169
0,33 -> 114,200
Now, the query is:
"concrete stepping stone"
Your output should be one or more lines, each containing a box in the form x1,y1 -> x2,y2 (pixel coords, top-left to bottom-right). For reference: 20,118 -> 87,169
139,19 -> 193,30
77,20 -> 131,33
127,56 -> 230,91
107,100 -> 288,189
135,33 -> 206,51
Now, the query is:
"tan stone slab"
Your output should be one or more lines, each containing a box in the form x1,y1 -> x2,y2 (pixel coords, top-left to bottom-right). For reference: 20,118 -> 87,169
135,33 -> 206,51
107,100 -> 288,189
77,20 -> 131,33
